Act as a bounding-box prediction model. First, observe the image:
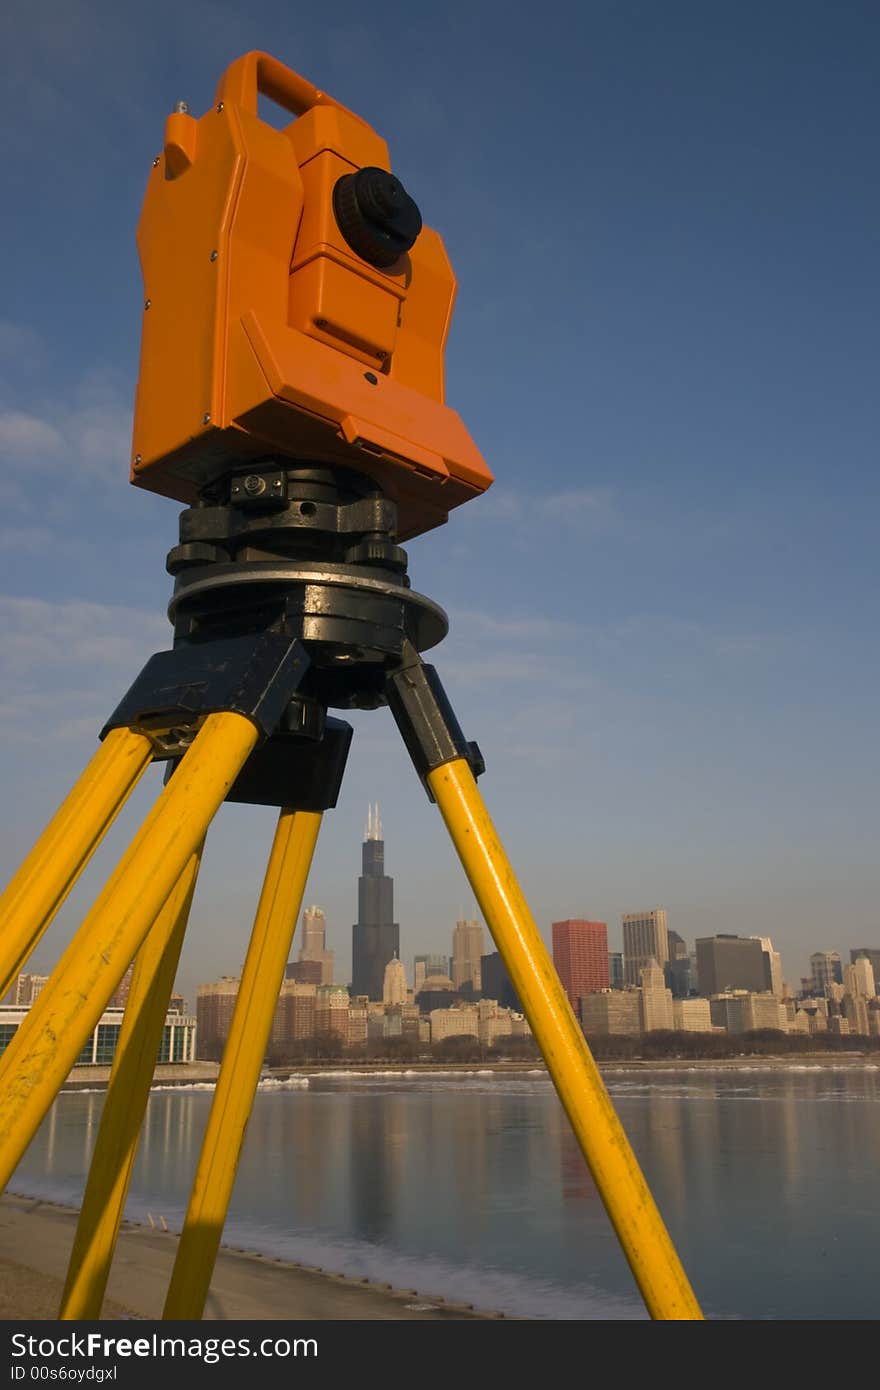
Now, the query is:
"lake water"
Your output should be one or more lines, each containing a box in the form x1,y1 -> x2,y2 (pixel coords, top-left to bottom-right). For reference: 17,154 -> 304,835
10,1067 -> 880,1320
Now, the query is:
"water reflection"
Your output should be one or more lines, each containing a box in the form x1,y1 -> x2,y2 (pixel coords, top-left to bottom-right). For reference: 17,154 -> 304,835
13,1069 -> 880,1319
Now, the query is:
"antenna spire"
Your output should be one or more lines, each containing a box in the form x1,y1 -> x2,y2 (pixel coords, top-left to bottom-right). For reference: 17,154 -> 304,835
366,803 -> 382,841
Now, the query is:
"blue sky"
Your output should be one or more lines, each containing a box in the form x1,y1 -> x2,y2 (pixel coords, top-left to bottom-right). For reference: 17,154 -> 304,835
1,1 -> 878,1008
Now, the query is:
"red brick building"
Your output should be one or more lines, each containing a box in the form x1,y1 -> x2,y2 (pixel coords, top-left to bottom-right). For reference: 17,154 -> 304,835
552,920 -> 609,1011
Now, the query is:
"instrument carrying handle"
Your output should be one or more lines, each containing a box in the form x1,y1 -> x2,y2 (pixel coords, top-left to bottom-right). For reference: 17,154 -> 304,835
215,51 -> 360,123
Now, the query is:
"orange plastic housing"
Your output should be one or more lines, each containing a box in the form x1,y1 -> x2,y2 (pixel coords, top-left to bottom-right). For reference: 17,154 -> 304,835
131,51 -> 492,540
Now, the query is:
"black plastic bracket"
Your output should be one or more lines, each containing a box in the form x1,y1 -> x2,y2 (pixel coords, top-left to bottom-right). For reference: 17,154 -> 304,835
385,654 -> 484,799
225,717 -> 353,811
101,631 -> 310,757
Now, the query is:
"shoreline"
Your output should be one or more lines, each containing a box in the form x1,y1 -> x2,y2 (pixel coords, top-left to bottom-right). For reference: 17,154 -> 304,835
57,1051 -> 880,1092
0,1193 -> 501,1322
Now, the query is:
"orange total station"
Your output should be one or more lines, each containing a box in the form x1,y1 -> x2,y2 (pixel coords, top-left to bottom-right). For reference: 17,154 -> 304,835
132,51 -> 492,541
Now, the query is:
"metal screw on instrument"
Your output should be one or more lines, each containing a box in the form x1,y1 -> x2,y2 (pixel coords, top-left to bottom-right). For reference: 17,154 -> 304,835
175,100 -> 190,114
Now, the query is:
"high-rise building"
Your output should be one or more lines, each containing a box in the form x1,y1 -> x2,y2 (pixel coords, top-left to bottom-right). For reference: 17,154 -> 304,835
414,953 -> 449,995
109,963 -> 135,1010
315,985 -> 351,1045
297,905 -> 334,986
748,936 -> 784,997
14,973 -> 48,1007
451,919 -> 484,992
622,909 -> 669,986
481,951 -> 521,1011
351,805 -> 399,1001
272,981 -> 317,1048
639,960 -> 674,1032
850,948 -> 880,982
285,959 -> 323,986
667,931 -> 688,960
696,935 -> 767,996
843,993 -> 870,1036
196,977 -> 240,1060
664,932 -> 693,998
845,959 -> 876,1000
383,953 -> 407,1006
608,952 -> 624,990
810,951 -> 843,997
551,920 -> 609,1011
855,957 -> 876,998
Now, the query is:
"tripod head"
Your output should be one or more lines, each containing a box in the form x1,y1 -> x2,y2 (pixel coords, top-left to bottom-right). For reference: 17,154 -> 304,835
131,51 -> 492,542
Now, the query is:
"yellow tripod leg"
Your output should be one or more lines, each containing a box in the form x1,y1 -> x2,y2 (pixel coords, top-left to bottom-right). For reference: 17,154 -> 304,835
0,712 -> 258,1192
59,844 -> 203,1320
0,728 -> 152,1001
427,758 -> 703,1321
163,808 -> 322,1319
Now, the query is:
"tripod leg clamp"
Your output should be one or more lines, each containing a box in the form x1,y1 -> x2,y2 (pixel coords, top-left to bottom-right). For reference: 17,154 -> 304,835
386,659 -> 484,800
101,632 -> 310,757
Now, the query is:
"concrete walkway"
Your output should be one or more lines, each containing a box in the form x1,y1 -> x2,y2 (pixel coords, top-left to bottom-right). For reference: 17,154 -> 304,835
0,1195 -> 496,1320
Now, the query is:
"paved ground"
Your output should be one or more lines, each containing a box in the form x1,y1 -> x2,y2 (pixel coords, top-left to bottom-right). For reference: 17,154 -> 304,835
0,1195 -> 496,1321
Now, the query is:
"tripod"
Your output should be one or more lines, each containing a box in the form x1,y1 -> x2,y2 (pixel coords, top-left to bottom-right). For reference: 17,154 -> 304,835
0,462 -> 702,1320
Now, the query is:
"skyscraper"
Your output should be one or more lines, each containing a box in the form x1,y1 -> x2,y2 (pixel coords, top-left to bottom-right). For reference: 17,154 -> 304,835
845,957 -> 876,999
196,977 -> 240,1060
664,930 -> 693,998
751,936 -> 784,998
810,951 -> 843,997
851,947 -> 880,981
481,951 -> 522,1011
351,804 -> 399,1001
551,920 -> 609,1012
639,959 -> 674,1032
14,973 -> 48,1007
297,905 -> 334,985
383,953 -> 407,1006
622,909 -> 669,986
109,963 -> 134,1009
451,919 -> 484,992
695,935 -> 766,995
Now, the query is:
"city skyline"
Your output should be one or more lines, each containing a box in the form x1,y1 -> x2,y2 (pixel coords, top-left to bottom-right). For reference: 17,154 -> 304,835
174,811 -> 876,1015
161,822 -> 880,1010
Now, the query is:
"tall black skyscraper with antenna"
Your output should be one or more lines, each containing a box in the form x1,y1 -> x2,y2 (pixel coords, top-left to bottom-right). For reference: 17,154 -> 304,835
351,804 -> 399,1000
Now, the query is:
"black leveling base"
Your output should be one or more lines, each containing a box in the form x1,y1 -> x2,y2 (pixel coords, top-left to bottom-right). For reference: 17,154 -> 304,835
104,460 -> 484,810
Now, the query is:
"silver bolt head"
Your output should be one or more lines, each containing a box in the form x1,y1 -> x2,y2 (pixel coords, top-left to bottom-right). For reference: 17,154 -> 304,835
174,100 -> 190,114
152,156 -> 160,167
202,413 -> 211,425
